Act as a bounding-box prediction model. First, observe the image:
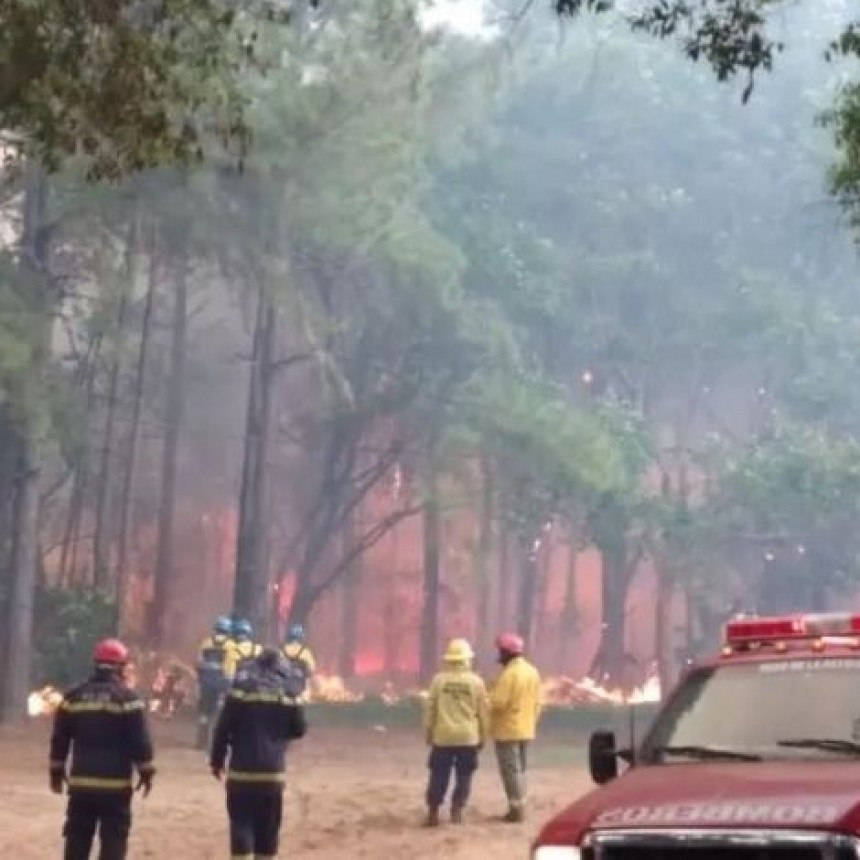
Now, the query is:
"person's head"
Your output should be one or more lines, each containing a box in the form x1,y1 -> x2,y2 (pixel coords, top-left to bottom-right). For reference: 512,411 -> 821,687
233,619 -> 252,641
92,638 -> 129,679
495,632 -> 524,665
286,623 -> 305,644
213,615 -> 232,637
443,638 -> 474,668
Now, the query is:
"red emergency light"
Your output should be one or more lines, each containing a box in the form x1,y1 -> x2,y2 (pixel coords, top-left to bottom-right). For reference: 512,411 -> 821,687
724,612 -> 860,647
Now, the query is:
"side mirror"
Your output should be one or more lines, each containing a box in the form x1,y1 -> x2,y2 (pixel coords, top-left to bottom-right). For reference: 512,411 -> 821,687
589,729 -> 619,785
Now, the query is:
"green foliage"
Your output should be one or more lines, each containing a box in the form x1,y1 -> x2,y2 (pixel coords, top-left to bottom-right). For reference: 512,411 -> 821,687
722,426 -> 860,540
0,0 -> 255,178
32,588 -> 117,688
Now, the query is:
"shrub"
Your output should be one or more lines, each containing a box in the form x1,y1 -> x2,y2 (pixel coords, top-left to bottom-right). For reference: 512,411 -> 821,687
32,588 -> 117,688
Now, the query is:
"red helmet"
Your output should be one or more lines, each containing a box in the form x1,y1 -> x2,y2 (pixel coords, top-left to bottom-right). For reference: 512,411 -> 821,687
93,638 -> 129,666
496,633 -> 525,655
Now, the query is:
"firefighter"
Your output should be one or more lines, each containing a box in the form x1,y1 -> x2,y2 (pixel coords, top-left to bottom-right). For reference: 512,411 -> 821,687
230,618 -> 262,679
210,647 -> 308,860
423,638 -> 489,827
489,633 -> 542,823
280,623 -> 316,699
195,615 -> 235,750
49,638 -> 155,860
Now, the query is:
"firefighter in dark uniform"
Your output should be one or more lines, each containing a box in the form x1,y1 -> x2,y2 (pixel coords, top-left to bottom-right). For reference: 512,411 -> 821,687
196,615 -> 235,750
210,647 -> 307,860
49,638 -> 155,860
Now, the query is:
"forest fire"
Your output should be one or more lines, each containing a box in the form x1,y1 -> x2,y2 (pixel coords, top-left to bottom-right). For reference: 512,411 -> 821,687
575,675 -> 662,705
310,674 -> 365,703
26,670 -> 661,717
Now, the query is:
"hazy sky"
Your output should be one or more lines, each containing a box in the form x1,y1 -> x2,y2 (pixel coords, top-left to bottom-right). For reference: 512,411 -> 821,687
421,0 -> 491,37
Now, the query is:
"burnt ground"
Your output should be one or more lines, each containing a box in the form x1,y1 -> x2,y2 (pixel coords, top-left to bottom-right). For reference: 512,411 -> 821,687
0,719 -> 593,858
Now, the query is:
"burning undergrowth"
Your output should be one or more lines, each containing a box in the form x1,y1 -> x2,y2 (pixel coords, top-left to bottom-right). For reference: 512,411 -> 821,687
27,666 -> 661,718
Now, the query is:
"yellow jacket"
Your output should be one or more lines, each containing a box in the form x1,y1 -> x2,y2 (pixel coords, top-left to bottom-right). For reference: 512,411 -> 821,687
489,656 -> 542,742
281,642 -> 317,673
424,665 -> 489,747
197,635 -> 232,678
226,639 -> 261,677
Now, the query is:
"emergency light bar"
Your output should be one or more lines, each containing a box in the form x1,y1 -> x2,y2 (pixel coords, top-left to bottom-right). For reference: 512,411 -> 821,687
724,612 -> 860,646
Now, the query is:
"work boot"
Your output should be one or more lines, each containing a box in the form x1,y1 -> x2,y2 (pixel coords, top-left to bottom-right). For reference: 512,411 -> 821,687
502,807 -> 525,823
424,807 -> 441,828
451,807 -> 464,824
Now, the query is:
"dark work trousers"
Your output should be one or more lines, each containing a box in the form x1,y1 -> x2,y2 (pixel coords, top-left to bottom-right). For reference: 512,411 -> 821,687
227,783 -> 283,859
197,684 -> 225,750
63,790 -> 132,860
425,746 -> 479,811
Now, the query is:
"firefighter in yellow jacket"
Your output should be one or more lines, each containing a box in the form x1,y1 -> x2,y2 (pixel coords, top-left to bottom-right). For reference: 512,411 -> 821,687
229,619 -> 262,680
489,633 -> 542,823
423,638 -> 489,827
195,616 -> 234,750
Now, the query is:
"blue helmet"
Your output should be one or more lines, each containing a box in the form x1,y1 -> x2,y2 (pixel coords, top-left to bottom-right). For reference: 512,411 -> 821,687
233,619 -> 253,639
287,623 -> 305,643
214,616 -> 232,635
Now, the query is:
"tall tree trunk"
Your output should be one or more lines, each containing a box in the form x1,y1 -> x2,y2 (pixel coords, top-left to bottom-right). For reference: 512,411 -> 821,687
516,537 -> 539,650
338,503 -> 362,680
92,287 -> 129,592
557,542 -> 579,672
59,338 -> 101,586
383,589 -> 399,677
0,407 -> 23,703
1,165 -> 49,721
655,566 -> 671,691
233,287 -> 277,634
496,527 -> 511,634
116,229 -> 156,630
150,251 -> 188,647
474,453 -> 494,658
233,292 -> 263,618
533,534 -> 553,653
418,456 -> 441,685
588,540 -> 636,686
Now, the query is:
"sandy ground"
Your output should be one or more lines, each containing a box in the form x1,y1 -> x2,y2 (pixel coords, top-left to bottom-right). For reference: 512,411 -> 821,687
0,719 -> 593,859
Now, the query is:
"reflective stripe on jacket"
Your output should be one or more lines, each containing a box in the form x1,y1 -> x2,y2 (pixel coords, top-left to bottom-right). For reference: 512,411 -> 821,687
210,669 -> 307,786
50,675 -> 155,792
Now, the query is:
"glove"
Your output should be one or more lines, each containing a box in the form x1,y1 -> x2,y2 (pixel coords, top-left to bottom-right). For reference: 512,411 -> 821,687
211,766 -> 224,782
135,769 -> 154,798
49,770 -> 66,795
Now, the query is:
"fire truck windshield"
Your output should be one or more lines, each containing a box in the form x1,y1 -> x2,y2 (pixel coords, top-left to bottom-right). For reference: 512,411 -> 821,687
641,657 -> 860,763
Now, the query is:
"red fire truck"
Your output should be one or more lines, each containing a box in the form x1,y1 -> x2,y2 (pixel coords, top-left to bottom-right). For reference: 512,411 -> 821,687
533,612 -> 860,859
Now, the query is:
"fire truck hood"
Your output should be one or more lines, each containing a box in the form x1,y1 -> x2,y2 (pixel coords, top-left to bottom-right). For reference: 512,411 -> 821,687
536,762 -> 860,846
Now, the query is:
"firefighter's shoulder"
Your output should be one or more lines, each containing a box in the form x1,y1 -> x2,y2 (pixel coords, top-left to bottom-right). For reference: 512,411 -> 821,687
59,680 -> 88,704
58,679 -> 144,713
113,682 -> 146,709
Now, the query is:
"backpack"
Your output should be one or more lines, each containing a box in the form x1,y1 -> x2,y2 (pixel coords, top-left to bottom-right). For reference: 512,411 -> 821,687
280,645 -> 311,699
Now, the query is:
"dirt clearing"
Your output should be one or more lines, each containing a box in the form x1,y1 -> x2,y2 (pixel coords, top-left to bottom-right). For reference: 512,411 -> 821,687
0,720 -> 592,858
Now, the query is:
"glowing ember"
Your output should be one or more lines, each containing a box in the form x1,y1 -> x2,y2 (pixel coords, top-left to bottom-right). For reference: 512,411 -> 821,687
27,686 -> 63,717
